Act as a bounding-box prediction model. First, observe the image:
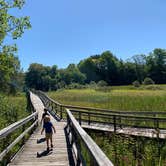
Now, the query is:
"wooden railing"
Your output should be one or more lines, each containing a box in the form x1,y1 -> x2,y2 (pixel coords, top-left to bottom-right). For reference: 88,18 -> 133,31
70,110 -> 166,133
33,90 -> 166,164
66,109 -> 113,166
0,92 -> 38,164
35,90 -> 166,134
35,90 -> 166,118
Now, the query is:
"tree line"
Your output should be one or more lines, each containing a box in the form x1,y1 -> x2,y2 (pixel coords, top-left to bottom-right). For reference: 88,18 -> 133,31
0,1 -> 166,94
24,48 -> 166,91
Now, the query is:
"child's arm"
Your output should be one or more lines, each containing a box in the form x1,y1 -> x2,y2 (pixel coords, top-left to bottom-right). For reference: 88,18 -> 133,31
52,125 -> 56,133
40,114 -> 44,124
41,127 -> 44,135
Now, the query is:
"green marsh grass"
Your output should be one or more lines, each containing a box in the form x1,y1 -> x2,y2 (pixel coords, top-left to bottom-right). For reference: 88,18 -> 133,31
0,93 -> 30,164
47,86 -> 166,165
48,86 -> 166,112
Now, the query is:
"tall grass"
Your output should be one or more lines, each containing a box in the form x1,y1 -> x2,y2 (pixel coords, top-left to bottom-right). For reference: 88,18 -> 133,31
0,93 -> 29,130
48,86 -> 166,112
48,86 -> 166,165
89,131 -> 166,166
0,93 -> 31,164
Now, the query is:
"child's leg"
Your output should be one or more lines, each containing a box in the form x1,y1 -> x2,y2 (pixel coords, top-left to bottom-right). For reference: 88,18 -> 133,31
46,138 -> 49,148
50,134 -> 53,147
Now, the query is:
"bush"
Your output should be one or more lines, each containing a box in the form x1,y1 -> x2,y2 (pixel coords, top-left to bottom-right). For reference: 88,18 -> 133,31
143,77 -> 155,85
97,80 -> 108,87
89,81 -> 97,88
132,80 -> 140,87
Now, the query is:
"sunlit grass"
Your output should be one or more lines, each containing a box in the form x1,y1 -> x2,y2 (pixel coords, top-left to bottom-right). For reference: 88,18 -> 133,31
48,85 -> 166,112
0,93 -> 28,129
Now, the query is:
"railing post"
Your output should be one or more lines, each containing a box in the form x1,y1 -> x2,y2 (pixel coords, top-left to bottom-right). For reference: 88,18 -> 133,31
79,112 -> 81,125
22,124 -> 25,145
51,102 -> 53,112
88,113 -> 90,125
60,105 -> 63,119
156,119 -> 159,138
113,115 -> 116,133
119,116 -> 122,129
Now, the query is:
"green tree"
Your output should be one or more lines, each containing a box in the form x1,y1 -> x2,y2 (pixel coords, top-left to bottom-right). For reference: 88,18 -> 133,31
78,55 -> 101,83
132,54 -> 146,83
0,0 -> 31,47
25,63 -> 46,90
146,49 -> 166,84
60,64 -> 86,85
98,51 -> 120,85
0,0 -> 31,93
0,47 -> 20,92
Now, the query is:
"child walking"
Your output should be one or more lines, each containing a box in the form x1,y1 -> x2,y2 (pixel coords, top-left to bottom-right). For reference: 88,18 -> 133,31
41,115 -> 56,151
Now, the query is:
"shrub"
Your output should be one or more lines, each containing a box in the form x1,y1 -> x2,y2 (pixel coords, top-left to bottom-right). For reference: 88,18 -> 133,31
89,81 -> 97,88
143,77 -> 155,85
132,80 -> 140,87
97,80 -> 108,87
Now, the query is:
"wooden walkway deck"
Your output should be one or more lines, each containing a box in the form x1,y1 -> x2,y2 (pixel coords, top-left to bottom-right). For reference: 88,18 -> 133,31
9,93 -> 70,166
82,123 -> 166,139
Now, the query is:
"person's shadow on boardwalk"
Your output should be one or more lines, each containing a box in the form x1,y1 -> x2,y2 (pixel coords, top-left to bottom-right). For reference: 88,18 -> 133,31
36,137 -> 53,158
36,149 -> 53,158
37,137 -> 46,144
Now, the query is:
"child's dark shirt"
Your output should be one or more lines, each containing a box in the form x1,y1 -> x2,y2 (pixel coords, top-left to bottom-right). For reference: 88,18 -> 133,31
43,121 -> 53,133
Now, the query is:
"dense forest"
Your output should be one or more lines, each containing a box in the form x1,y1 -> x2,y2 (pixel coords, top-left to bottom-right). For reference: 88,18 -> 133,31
1,48 -> 166,93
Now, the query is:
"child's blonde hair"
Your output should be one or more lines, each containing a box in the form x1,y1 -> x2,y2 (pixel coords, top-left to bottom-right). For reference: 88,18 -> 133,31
44,115 -> 50,122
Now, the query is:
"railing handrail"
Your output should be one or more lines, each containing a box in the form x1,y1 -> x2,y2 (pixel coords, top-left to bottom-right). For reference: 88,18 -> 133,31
0,112 -> 38,139
67,109 -> 113,166
70,109 -> 166,121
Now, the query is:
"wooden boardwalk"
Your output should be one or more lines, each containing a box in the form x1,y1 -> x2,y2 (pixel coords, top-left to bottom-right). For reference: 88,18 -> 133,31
9,93 -> 70,166
82,123 -> 166,139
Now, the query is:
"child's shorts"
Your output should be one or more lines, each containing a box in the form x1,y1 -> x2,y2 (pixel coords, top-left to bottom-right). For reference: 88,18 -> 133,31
45,132 -> 52,139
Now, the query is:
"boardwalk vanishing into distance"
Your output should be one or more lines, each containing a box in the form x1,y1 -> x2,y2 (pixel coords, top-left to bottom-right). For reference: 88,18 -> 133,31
0,92 -> 113,166
9,93 -> 70,166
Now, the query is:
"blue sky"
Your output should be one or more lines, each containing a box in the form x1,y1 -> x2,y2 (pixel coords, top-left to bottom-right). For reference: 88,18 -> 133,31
6,0 -> 166,70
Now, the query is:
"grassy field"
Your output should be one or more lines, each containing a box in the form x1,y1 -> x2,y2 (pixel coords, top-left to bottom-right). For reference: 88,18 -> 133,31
48,85 -> 166,112
0,93 -> 29,130
0,93 -> 31,164
48,85 -> 166,165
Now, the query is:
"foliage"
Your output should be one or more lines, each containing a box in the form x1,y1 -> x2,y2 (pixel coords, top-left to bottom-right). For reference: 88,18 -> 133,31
25,48 -> 166,92
89,132 -> 166,166
25,63 -> 86,91
97,80 -> 108,87
48,87 -> 166,112
0,0 -> 31,94
0,0 -> 31,46
146,49 -> 166,84
143,77 -> 155,85
0,93 -> 28,129
59,64 -> 86,85
132,80 -> 140,87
